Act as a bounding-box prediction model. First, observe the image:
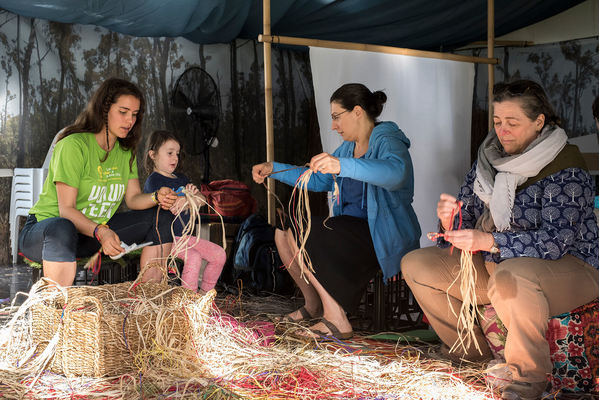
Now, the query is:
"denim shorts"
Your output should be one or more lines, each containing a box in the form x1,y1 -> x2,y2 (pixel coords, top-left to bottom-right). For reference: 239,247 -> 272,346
19,207 -> 174,263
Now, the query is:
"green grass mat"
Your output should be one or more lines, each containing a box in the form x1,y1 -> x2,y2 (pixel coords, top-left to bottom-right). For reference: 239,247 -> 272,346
366,329 -> 439,343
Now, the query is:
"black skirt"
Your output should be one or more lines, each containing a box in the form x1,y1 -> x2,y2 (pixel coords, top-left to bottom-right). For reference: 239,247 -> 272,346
295,215 -> 380,314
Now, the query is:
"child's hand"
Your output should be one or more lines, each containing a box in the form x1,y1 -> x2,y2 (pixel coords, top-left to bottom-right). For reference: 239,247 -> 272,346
186,183 -> 199,195
180,184 -> 207,209
170,197 -> 186,215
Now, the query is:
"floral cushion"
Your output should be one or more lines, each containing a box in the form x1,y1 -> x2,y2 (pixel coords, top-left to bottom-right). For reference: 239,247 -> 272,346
547,299 -> 599,393
481,299 -> 599,394
480,305 -> 507,360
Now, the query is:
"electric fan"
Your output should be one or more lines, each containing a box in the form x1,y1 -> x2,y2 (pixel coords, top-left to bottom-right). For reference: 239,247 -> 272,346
170,66 -> 221,182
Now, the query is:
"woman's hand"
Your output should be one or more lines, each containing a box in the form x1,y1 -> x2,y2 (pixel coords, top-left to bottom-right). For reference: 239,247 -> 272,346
437,193 -> 461,231
156,186 -> 177,210
252,162 -> 273,184
310,153 -> 340,174
442,229 -> 495,252
97,228 -> 124,256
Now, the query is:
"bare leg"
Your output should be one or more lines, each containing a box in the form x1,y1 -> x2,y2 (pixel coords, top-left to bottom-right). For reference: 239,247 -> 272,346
43,261 -> 76,286
139,243 -> 172,282
278,228 -> 352,334
303,270 -> 353,336
276,228 -> 322,319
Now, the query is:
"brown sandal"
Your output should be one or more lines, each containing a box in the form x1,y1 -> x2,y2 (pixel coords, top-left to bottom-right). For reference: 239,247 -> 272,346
273,306 -> 313,324
309,317 -> 353,340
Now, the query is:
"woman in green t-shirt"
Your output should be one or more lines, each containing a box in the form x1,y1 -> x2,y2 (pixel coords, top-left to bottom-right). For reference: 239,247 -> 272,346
20,78 -> 178,286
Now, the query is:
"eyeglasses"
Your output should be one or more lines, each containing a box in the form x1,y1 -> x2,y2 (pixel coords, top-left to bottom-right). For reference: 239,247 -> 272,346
331,110 -> 349,121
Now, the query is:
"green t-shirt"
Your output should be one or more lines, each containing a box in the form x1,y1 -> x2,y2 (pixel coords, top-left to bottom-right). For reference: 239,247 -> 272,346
30,132 -> 138,224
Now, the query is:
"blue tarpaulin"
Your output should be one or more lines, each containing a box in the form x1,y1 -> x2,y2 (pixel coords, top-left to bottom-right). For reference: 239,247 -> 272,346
0,0 -> 586,50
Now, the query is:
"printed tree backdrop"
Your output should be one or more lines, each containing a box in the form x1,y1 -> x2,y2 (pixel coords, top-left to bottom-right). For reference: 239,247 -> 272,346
2,8 -> 599,266
0,10 -> 324,265
458,37 -> 599,161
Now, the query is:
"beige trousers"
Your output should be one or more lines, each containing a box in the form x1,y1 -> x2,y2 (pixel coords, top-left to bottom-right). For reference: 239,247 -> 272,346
402,246 -> 599,383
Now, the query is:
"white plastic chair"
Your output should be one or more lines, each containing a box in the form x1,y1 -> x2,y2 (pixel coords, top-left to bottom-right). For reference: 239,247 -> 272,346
9,130 -> 62,264
10,168 -> 45,264
42,129 -> 62,171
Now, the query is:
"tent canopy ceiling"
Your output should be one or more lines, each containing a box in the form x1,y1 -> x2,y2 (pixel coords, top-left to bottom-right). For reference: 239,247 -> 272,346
0,0 -> 585,50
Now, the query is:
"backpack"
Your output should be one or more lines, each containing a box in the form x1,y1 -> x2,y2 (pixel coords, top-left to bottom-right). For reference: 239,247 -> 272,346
228,214 -> 294,295
200,179 -> 257,218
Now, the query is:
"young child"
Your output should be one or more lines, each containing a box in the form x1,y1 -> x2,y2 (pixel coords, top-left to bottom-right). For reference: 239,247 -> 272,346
144,130 -> 226,294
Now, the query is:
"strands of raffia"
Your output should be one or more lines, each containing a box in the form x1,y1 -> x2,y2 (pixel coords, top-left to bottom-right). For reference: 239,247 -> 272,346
443,205 -> 483,356
0,272 -> 220,399
288,170 -> 315,281
0,283 -> 496,399
262,181 -> 288,229
158,188 -> 226,284
186,311 -> 495,400
0,219 -> 495,397
288,170 -> 339,281
448,249 -> 483,356
82,252 -> 101,274
83,189 -> 228,284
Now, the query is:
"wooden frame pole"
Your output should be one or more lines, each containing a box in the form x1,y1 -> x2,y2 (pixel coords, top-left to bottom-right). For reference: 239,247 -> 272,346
488,0 -> 495,131
259,35 -> 497,65
263,0 -> 276,225
259,9 -> 499,223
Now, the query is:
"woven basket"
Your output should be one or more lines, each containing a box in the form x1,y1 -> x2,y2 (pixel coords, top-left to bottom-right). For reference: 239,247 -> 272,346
31,280 -> 211,377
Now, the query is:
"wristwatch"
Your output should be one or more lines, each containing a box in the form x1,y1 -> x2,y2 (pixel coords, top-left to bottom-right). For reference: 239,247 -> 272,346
489,240 -> 500,254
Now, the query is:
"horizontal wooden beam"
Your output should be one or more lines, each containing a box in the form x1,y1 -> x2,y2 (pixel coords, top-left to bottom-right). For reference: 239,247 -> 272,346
469,40 -> 534,47
258,34 -> 498,65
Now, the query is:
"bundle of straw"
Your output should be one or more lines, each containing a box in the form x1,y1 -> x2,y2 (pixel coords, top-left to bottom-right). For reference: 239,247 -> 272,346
0,284 -> 496,399
448,250 -> 484,356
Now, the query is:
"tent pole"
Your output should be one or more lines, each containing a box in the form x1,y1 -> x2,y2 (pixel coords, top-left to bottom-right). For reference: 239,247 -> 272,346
488,0 -> 495,131
259,35 -> 497,65
263,0 -> 275,225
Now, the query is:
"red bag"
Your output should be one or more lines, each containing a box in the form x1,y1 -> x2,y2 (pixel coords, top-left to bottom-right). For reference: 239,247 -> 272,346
200,179 -> 257,218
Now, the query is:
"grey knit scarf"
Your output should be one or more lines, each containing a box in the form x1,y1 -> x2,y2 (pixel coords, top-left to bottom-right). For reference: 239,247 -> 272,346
473,125 -> 568,232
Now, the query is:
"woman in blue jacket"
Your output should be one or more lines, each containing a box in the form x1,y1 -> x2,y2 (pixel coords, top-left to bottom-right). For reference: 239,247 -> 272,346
252,83 -> 421,339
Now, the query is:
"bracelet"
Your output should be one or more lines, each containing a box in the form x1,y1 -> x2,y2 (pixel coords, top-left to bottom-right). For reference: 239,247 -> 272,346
93,224 -> 109,242
151,191 -> 159,205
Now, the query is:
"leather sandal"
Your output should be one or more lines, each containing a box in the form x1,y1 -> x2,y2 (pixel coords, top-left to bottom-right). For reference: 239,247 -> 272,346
309,317 -> 353,340
273,306 -> 314,324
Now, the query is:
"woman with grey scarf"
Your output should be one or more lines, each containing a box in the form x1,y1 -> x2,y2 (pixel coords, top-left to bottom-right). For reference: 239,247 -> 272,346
402,80 -> 599,400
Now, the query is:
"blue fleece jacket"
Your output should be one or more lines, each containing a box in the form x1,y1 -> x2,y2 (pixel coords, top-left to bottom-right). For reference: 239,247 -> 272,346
271,121 -> 421,280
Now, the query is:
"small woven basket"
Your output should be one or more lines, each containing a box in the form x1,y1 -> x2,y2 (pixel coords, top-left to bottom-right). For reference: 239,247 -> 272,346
31,273 -> 212,377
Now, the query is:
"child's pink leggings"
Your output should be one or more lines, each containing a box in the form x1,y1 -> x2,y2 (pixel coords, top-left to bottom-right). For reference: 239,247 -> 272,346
173,236 -> 226,292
